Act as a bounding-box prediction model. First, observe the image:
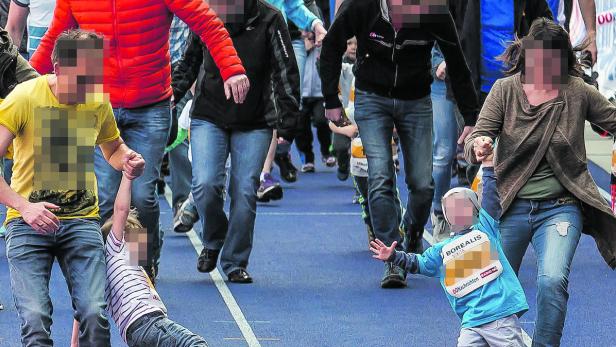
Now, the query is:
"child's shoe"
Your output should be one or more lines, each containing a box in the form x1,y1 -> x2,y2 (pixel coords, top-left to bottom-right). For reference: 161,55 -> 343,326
257,173 -> 283,202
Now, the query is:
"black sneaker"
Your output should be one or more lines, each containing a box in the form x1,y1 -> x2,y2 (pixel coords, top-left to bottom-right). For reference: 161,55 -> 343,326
337,167 -> 349,181
197,248 -> 220,273
404,227 -> 425,255
274,153 -> 298,183
228,269 -> 253,283
380,263 -> 407,288
174,198 -> 198,233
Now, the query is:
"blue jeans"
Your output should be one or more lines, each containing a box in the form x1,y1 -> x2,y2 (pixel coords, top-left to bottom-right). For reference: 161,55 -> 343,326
94,99 -> 171,272
5,218 -> 110,347
430,80 -> 462,213
499,198 -> 583,347
292,38 -> 308,94
354,89 -> 434,247
190,119 -> 271,275
169,90 -> 193,208
126,312 -> 208,347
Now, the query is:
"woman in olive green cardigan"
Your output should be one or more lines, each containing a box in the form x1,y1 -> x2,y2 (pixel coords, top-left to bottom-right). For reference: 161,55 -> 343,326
465,18 -> 616,346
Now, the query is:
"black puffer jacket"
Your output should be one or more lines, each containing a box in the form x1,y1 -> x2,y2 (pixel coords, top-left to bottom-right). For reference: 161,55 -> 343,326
172,0 -> 300,140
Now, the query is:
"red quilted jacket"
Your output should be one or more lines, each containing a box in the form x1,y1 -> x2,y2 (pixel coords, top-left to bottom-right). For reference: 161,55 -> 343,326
30,0 -> 245,108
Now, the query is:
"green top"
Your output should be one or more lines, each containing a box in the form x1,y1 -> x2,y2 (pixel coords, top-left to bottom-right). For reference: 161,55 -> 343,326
517,159 -> 567,200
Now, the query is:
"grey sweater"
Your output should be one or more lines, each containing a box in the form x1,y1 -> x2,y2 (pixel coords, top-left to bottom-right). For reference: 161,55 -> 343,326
465,74 -> 616,269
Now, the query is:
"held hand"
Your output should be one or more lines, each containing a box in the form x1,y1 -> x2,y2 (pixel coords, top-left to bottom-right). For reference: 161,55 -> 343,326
20,202 -> 60,233
325,107 -> 342,123
473,136 -> 494,162
370,239 -> 397,261
122,151 -> 145,180
457,126 -> 474,145
313,22 -> 327,47
436,61 -> 447,80
224,74 -> 250,104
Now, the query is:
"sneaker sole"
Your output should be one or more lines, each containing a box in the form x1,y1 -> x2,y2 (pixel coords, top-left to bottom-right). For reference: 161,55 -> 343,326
380,276 -> 407,289
258,185 -> 283,201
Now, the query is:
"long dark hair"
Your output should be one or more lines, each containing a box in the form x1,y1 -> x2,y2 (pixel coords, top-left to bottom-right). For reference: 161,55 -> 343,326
498,17 -> 587,79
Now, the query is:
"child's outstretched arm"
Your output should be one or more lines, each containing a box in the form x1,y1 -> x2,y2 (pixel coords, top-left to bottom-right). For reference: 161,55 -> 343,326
371,239 -> 443,277
111,173 -> 132,241
480,154 -> 501,220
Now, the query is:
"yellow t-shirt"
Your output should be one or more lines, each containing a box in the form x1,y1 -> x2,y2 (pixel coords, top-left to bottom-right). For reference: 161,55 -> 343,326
0,98 -> 12,160
0,75 -> 120,222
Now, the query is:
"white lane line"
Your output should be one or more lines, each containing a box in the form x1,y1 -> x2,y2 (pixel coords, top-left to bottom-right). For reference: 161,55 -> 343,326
163,191 -> 262,347
422,229 -> 533,346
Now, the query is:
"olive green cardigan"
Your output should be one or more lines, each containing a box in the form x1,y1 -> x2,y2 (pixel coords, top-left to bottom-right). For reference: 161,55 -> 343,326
465,74 -> 616,269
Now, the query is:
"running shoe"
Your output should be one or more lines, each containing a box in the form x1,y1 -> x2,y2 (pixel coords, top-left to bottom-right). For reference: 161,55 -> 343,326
197,248 -> 220,273
381,262 -> 407,288
228,269 -> 253,283
322,156 -> 337,167
337,167 -> 349,181
275,153 -> 298,182
174,198 -> 198,233
301,162 -> 315,173
257,173 -> 283,202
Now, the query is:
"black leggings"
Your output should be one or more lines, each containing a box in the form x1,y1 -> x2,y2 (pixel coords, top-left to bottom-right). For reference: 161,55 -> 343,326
295,98 -> 332,163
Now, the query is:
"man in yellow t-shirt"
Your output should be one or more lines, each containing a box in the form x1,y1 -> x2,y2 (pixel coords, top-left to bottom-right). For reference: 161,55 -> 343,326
0,29 -> 145,347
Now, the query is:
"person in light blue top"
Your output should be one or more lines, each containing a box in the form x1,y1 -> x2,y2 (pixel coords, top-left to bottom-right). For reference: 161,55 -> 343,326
371,151 -> 528,347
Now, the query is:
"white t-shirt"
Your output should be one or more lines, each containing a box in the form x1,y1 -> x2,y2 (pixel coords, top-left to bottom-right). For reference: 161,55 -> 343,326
105,232 -> 167,342
12,0 -> 55,57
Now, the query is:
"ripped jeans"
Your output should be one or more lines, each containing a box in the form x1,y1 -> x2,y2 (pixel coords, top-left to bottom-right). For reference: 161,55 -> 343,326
499,197 -> 582,347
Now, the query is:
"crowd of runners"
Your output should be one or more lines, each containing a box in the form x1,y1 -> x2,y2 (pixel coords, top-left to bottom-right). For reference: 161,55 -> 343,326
0,0 -> 615,346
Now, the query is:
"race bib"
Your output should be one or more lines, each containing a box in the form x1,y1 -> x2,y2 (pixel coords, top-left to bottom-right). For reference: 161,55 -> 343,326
350,137 -> 398,177
441,230 -> 503,298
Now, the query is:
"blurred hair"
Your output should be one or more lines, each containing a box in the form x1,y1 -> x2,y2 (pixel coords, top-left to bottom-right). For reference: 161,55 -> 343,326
498,17 -> 588,80
51,29 -> 103,65
101,209 -> 142,243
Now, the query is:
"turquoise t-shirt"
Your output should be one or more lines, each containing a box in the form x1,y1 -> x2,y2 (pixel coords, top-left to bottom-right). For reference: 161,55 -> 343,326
417,209 -> 529,328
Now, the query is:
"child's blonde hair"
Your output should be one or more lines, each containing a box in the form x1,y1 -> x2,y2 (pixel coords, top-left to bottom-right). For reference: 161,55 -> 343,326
101,208 -> 142,242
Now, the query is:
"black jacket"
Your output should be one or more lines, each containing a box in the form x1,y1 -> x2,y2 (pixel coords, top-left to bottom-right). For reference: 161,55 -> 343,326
319,0 -> 479,126
458,0 -> 553,99
0,27 -> 19,98
172,0 -> 300,140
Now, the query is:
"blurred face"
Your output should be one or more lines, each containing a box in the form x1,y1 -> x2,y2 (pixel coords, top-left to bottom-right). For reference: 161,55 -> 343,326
442,194 -> 478,229
210,0 -> 245,23
54,42 -> 104,105
125,228 -> 149,267
523,40 -> 568,89
389,0 -> 448,26
345,37 -> 357,62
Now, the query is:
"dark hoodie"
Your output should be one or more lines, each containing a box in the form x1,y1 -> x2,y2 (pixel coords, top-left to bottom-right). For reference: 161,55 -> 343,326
319,0 -> 479,126
172,0 -> 300,140
0,27 -> 38,98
